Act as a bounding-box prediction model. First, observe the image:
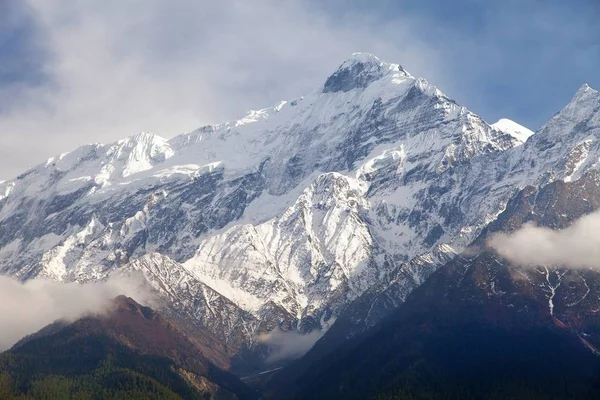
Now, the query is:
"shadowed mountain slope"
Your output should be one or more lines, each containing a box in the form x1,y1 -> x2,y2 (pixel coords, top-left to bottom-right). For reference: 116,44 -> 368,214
0,296 -> 259,400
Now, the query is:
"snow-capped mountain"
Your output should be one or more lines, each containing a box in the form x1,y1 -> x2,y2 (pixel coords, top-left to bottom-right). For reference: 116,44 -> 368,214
324,82 -> 600,337
290,109 -> 600,397
269,85 -> 600,399
0,53 -> 597,366
492,118 -> 534,143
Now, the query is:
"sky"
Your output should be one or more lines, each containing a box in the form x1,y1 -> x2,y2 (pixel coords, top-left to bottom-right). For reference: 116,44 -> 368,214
0,0 -> 598,179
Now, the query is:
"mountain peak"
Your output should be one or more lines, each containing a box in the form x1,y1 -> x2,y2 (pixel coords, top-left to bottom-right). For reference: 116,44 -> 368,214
323,53 -> 407,93
491,118 -> 534,144
577,83 -> 593,93
570,83 -> 599,104
340,52 -> 383,66
128,131 -> 163,143
537,83 -> 600,136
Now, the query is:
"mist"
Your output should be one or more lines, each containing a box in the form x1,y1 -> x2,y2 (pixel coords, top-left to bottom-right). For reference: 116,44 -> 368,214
0,274 -> 150,351
259,319 -> 336,363
488,210 -> 600,269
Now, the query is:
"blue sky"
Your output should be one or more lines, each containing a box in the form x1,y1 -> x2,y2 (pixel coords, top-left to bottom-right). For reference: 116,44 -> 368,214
323,0 -> 599,127
0,0 -> 598,178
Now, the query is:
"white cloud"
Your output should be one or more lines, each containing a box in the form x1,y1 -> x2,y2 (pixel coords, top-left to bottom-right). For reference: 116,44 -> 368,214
0,0 -> 442,179
0,274 -> 150,351
259,318 -> 336,363
488,211 -> 600,269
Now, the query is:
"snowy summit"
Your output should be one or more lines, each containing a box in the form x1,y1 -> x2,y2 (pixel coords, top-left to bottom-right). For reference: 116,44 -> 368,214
491,118 -> 534,144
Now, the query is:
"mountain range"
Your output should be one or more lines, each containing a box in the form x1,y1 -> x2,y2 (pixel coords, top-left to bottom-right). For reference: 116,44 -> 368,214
1,53 -> 600,396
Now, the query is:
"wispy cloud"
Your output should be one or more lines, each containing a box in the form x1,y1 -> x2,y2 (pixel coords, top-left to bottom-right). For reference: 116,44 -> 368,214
259,318 -> 335,363
488,211 -> 600,269
0,274 -> 150,350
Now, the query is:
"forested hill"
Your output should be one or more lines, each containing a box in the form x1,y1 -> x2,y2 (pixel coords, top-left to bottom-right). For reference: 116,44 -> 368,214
0,296 -> 258,400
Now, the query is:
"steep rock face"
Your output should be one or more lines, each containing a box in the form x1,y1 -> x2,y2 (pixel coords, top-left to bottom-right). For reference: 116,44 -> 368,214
274,171 -> 600,400
186,173 -> 375,328
470,170 -> 600,337
121,254 -> 263,351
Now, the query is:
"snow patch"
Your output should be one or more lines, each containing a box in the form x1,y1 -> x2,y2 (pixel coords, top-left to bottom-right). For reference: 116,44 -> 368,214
492,118 -> 534,143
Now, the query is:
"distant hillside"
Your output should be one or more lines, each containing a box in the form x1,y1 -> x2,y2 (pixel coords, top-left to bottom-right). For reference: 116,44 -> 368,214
0,296 -> 258,400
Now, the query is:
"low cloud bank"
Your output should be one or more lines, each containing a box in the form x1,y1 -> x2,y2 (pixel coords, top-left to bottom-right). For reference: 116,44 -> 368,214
259,319 -> 336,363
488,211 -> 600,269
0,274 -> 150,351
